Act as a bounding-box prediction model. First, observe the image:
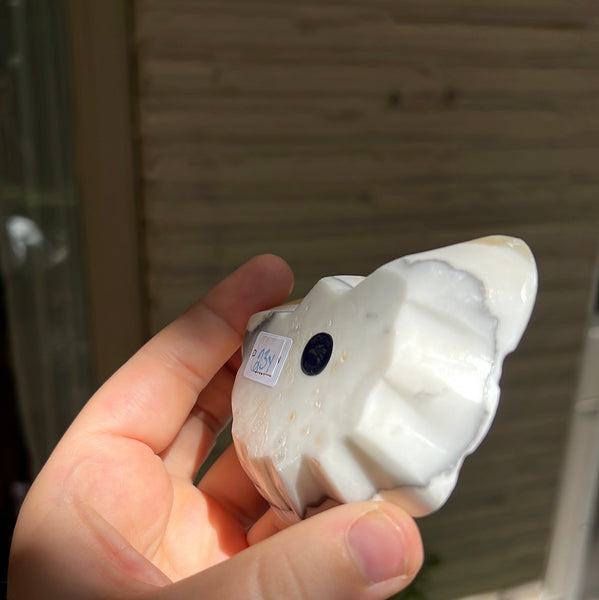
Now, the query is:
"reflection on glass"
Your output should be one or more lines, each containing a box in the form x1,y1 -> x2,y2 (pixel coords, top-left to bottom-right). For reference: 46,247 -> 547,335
0,0 -> 92,475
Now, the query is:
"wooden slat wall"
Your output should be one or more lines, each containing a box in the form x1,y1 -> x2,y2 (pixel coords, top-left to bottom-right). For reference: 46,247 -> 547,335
133,1 -> 599,597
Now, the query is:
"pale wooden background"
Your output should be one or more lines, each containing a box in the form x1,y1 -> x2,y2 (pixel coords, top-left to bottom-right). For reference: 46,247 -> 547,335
132,1 -> 599,597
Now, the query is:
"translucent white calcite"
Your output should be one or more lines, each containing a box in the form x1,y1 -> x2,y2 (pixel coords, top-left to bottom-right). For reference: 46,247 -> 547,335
232,236 -> 538,522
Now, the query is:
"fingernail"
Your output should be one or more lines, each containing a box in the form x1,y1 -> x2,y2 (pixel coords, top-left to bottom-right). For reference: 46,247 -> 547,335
347,508 -> 409,583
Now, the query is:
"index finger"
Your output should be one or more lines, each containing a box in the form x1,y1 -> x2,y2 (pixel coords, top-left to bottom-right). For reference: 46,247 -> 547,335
76,254 -> 294,453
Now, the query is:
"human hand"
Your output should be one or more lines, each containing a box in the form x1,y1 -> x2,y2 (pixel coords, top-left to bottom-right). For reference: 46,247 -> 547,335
8,255 -> 423,600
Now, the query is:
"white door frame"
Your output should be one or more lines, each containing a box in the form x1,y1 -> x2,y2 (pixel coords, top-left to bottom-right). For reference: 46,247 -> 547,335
543,256 -> 599,600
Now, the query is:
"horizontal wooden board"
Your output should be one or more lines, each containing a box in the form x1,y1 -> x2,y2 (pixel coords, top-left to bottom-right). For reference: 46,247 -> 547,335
145,180 -> 599,228
141,62 -> 599,113
141,109 -> 599,150
142,143 -> 599,186
423,484 -> 558,527
388,0 -> 599,29
137,5 -> 599,69
144,221 -> 598,268
141,61 -> 599,96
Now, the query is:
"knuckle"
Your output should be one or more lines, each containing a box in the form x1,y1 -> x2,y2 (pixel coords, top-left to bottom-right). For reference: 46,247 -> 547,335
253,546 -> 311,600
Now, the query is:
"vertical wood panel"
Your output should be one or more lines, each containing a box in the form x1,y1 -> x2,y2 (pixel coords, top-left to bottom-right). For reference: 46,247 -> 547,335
68,0 -> 146,385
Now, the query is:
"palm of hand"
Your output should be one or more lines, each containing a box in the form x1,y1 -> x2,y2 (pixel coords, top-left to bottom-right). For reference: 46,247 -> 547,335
51,339 -> 268,594
65,433 -> 246,583
10,256 -> 291,597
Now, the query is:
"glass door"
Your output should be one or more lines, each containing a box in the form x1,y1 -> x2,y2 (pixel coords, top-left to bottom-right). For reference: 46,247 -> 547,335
0,0 -> 93,476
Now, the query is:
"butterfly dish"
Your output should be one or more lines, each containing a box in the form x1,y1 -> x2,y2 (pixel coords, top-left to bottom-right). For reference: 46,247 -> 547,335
232,236 -> 538,522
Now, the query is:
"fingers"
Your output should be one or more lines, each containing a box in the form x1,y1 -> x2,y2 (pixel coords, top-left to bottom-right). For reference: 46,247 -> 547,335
247,499 -> 343,545
246,507 -> 289,544
198,445 -> 269,528
160,358 -> 237,480
75,255 -> 293,454
146,501 -> 423,600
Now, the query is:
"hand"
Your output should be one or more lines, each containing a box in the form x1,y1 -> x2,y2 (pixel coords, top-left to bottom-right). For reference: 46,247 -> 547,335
8,255 -> 423,600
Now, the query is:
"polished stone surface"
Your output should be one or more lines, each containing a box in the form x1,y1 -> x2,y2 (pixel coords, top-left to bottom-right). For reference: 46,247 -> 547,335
232,236 -> 538,522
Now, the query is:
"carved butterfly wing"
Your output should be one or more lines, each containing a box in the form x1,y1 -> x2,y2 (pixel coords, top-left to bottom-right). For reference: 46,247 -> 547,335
232,236 -> 537,521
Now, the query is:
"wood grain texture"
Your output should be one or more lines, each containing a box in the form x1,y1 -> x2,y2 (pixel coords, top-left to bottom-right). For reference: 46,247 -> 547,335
68,0 -> 146,385
132,1 -> 599,597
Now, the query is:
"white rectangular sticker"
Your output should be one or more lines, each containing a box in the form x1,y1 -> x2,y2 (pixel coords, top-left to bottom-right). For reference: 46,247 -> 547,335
244,332 -> 292,387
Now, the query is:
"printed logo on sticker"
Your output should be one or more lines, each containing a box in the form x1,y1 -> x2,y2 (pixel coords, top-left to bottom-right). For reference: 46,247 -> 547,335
244,332 -> 292,387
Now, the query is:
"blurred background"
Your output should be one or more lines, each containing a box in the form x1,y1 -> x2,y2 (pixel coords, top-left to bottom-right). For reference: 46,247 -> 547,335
1,1 -> 598,598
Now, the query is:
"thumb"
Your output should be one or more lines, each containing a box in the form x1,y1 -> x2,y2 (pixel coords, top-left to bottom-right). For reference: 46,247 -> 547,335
149,502 -> 423,600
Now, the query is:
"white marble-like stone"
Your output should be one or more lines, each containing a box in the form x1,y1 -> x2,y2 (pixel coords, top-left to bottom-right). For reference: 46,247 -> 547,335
232,236 -> 538,522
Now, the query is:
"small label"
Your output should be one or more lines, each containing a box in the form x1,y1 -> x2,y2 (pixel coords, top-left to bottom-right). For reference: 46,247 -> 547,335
244,332 -> 292,387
